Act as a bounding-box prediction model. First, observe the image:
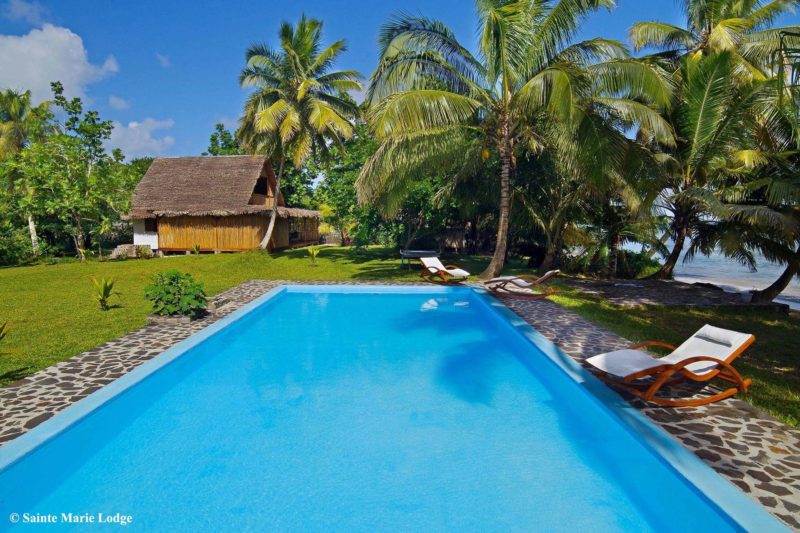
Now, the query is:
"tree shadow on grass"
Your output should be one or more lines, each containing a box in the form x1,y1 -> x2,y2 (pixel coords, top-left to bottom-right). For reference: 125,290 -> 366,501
0,366 -> 33,386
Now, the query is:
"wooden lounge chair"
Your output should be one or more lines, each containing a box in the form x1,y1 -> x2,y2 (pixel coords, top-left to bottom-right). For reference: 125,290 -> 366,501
586,325 -> 754,407
419,257 -> 470,284
484,269 -> 560,299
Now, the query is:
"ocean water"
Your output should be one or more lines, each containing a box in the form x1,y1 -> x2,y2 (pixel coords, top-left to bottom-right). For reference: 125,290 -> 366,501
674,251 -> 800,310
0,287 -> 743,532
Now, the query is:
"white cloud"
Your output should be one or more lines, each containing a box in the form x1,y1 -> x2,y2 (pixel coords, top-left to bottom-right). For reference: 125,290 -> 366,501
155,53 -> 170,68
109,118 -> 175,158
108,95 -> 129,110
0,24 -> 118,102
2,0 -> 48,25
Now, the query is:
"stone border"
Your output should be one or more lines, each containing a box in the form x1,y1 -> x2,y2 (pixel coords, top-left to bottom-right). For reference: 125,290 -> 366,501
1,280 -> 798,529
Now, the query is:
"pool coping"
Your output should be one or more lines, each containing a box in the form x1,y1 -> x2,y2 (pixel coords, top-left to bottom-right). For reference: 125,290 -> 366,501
0,284 -> 788,531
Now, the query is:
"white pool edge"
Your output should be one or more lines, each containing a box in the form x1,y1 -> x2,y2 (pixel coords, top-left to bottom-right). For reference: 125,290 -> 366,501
0,284 -> 788,532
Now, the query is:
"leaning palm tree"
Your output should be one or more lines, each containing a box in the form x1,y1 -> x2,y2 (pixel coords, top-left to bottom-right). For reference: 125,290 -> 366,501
685,100 -> 800,301
0,89 -> 51,254
643,51 -> 786,278
357,0 -> 674,278
239,15 -> 362,249
629,0 -> 800,278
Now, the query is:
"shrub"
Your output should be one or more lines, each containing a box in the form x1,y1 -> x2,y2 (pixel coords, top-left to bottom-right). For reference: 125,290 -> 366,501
560,248 -> 661,279
307,245 -> 320,265
144,270 -> 207,318
0,223 -> 35,266
92,278 -> 120,311
138,245 -> 154,259
191,244 -> 201,255
617,250 -> 661,279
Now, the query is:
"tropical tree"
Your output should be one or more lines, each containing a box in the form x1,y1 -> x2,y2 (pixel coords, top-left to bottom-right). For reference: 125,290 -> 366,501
629,0 -> 800,75
238,15 -> 362,249
629,0 -> 800,278
642,49 -> 791,278
685,100 -> 800,301
0,89 -> 51,254
357,0 -> 674,278
5,83 -> 138,258
202,123 -> 242,156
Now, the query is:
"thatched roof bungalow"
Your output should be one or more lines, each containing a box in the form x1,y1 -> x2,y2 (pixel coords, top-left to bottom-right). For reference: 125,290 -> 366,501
126,155 -> 320,252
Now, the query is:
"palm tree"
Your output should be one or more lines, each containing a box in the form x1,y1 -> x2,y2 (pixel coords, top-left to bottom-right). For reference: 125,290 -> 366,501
238,15 -> 362,249
629,0 -> 800,278
630,0 -> 800,74
640,40 -> 797,279
357,0 -> 674,278
0,89 -> 50,254
685,102 -> 800,302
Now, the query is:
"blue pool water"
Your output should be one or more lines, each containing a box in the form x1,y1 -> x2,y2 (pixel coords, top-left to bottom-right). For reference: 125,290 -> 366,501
0,287 -> 777,531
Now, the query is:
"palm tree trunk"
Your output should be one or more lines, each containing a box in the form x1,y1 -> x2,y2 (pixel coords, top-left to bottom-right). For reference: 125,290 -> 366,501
540,247 -> 556,272
480,142 -> 512,279
650,222 -> 688,280
540,224 -> 564,273
27,213 -> 40,255
74,217 -> 86,261
751,245 -> 800,303
607,233 -> 620,278
258,159 -> 285,250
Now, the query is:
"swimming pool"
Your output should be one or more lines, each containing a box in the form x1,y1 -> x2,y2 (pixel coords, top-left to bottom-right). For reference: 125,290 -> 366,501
0,286 -> 785,531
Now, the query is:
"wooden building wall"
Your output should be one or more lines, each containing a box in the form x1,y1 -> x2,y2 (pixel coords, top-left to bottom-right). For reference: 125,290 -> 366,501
157,215 -> 291,251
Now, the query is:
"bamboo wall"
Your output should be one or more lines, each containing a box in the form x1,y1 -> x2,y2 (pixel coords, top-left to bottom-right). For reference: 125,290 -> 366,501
288,218 -> 320,244
158,215 -> 291,251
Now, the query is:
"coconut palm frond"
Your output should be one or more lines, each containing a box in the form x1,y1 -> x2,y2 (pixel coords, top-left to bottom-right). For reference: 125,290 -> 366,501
369,90 -> 483,139
629,22 -> 696,52
588,59 -> 675,108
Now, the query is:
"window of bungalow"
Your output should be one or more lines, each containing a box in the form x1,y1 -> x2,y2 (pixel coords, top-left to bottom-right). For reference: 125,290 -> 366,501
253,177 -> 269,196
144,219 -> 158,233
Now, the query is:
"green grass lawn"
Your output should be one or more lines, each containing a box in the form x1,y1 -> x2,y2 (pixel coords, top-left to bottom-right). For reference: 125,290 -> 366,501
1,246 -> 797,427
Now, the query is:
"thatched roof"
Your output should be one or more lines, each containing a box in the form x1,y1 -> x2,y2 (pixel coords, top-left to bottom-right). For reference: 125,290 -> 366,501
126,156 -> 319,220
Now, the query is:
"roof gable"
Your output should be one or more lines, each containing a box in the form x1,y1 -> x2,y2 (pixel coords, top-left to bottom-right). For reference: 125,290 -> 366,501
130,156 -> 271,215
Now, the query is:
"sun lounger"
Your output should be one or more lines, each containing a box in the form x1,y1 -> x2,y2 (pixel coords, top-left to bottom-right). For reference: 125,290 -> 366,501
419,257 -> 470,284
586,324 -> 754,406
484,269 -> 560,299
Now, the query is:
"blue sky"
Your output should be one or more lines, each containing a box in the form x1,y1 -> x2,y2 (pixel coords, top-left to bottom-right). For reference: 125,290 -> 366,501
0,0 -> 793,158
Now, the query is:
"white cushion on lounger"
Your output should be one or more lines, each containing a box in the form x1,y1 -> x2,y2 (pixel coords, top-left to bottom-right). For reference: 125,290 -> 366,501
586,349 -> 667,377
420,257 -> 470,277
485,270 -> 559,288
486,275 -> 534,287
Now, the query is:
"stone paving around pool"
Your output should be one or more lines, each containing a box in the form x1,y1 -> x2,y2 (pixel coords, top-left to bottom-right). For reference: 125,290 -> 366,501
1,280 -> 799,529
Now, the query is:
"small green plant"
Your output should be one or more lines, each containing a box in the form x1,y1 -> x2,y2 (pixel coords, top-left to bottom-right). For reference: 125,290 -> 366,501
307,245 -> 321,265
77,248 -> 95,262
191,244 -> 201,255
144,270 -> 207,318
92,278 -> 121,311
138,245 -> 154,259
